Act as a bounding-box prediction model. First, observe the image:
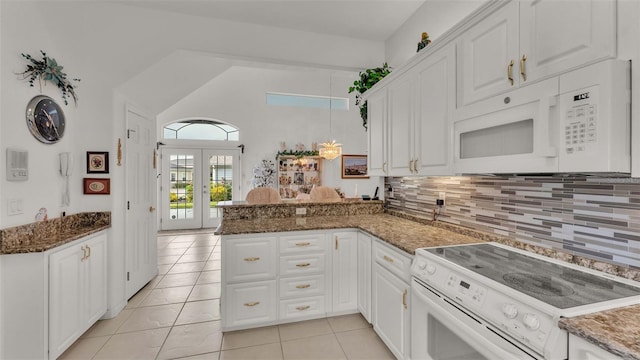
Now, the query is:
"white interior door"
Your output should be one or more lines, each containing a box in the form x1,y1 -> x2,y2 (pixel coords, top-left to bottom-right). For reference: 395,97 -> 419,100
160,147 -> 240,230
125,106 -> 158,299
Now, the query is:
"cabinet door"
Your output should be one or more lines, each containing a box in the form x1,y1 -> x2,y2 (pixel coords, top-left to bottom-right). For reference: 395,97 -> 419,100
85,233 -> 108,327
331,231 -> 358,314
367,90 -> 388,176
224,236 -> 277,283
49,244 -> 84,359
224,280 -> 277,330
357,232 -> 372,323
460,1 -> 519,106
414,44 -> 456,175
387,75 -> 414,175
519,0 -> 615,83
372,263 -> 410,360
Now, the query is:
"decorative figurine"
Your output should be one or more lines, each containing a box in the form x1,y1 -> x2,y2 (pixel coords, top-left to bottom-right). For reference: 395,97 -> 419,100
417,32 -> 431,52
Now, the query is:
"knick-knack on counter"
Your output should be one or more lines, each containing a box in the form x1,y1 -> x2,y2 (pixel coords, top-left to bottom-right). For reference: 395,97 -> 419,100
417,32 -> 431,52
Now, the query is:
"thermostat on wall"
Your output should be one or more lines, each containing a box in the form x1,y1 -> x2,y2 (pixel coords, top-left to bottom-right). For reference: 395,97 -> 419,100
6,147 -> 28,181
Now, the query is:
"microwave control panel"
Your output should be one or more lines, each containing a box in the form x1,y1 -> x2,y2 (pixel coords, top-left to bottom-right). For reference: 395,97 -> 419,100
561,85 -> 599,155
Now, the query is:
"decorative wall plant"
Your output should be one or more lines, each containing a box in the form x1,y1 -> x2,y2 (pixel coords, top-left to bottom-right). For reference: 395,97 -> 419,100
17,50 -> 80,106
348,63 -> 391,130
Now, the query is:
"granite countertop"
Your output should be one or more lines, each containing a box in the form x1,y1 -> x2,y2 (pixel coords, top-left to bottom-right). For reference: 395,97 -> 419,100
219,213 -> 484,255
559,305 -> 640,360
0,212 -> 111,254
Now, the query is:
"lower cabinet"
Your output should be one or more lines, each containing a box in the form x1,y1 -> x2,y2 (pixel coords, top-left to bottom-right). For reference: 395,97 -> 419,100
372,239 -> 411,360
49,233 -> 107,359
331,231 -> 358,314
0,231 -> 108,360
225,280 -> 277,328
568,334 -> 622,360
357,232 -> 372,322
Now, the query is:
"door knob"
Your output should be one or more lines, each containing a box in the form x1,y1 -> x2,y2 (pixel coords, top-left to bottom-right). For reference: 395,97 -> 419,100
149,206 -> 156,212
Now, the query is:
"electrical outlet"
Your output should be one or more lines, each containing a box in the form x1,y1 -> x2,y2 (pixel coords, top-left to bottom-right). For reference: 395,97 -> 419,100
296,207 -> 307,215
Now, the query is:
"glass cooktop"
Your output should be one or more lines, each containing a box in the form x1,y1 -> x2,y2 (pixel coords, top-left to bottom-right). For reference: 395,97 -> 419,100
427,243 -> 640,309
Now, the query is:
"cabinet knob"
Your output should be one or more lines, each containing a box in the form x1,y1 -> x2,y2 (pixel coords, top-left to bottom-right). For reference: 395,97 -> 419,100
149,206 -> 156,212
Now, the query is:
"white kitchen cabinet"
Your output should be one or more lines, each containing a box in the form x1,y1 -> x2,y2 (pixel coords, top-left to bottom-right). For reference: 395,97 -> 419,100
357,232 -> 372,323
372,238 -> 412,360
373,263 -> 411,360
367,90 -> 388,176
388,74 -> 414,175
413,43 -> 456,175
568,334 -> 622,360
225,280 -> 277,328
49,232 -> 107,359
460,0 -> 615,106
0,230 -> 109,360
331,231 -> 358,314
224,236 -> 277,283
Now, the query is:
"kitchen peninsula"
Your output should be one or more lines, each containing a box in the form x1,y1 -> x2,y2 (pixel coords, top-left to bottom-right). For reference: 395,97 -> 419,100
219,200 -> 640,360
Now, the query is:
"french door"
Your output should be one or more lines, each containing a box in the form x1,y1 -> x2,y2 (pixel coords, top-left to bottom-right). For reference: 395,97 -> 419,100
160,148 -> 240,230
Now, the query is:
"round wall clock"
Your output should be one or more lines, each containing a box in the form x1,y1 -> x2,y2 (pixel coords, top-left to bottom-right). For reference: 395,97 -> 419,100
25,95 -> 66,144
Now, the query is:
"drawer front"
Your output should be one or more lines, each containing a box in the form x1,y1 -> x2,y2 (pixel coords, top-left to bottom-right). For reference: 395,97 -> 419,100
279,296 -> 326,320
280,254 -> 325,277
279,275 -> 325,299
224,280 -> 277,328
279,233 -> 326,254
373,240 -> 412,282
225,237 -> 277,283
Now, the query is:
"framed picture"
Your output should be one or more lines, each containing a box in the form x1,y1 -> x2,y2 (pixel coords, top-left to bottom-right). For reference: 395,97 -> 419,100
341,155 -> 369,179
83,178 -> 110,195
87,151 -> 109,174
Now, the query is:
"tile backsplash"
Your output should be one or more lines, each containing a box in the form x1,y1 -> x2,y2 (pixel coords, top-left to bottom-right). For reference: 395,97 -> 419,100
385,175 -> 640,269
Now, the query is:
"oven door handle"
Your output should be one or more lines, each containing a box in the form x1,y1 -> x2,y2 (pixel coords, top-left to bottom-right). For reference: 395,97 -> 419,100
412,281 -> 537,360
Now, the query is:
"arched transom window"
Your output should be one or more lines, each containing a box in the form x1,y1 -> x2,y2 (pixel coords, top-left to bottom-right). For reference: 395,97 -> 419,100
163,119 -> 239,141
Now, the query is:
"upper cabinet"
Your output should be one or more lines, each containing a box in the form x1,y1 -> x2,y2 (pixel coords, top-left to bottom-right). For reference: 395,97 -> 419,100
372,43 -> 457,177
367,90 -> 388,176
459,0 -> 616,107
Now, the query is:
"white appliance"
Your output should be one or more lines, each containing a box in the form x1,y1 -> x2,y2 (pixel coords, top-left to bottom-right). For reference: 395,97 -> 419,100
454,60 -> 630,174
410,242 -> 640,360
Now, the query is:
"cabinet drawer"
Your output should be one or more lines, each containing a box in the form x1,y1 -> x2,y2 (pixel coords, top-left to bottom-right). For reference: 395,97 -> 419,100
279,233 -> 326,254
279,296 -> 326,321
224,237 -> 277,283
280,254 -> 325,277
279,275 -> 325,299
224,280 -> 277,328
373,240 -> 412,283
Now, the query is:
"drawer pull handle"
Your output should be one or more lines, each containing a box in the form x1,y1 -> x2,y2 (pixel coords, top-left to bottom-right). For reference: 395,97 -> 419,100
383,255 -> 394,263
296,263 -> 311,267
402,289 -> 408,309
296,305 -> 311,311
295,242 -> 311,247
296,284 -> 311,289
520,54 -> 527,81
243,257 -> 260,262
244,301 -> 260,307
507,59 -> 514,86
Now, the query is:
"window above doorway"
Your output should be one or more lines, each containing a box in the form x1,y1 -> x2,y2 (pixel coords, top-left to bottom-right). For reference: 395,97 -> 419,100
163,119 -> 239,141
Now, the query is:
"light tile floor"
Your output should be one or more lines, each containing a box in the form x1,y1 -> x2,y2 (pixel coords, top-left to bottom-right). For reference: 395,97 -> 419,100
60,231 -> 395,360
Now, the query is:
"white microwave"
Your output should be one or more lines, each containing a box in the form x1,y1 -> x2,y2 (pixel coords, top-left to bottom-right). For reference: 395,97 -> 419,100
453,60 -> 630,174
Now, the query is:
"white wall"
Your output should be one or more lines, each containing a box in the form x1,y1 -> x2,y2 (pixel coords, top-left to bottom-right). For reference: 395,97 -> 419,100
158,66 -> 380,199
385,0 -> 482,67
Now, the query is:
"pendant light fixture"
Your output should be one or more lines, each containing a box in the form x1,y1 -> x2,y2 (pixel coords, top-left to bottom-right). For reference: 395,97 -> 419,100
319,74 -> 342,160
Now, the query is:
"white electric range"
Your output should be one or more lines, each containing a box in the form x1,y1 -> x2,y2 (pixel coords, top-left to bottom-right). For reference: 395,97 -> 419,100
410,242 -> 640,360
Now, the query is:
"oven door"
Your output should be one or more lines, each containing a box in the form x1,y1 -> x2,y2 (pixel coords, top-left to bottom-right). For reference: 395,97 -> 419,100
453,78 -> 559,174
411,278 -> 540,360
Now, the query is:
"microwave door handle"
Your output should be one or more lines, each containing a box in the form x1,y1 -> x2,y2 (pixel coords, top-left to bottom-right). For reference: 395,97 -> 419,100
536,95 -> 558,158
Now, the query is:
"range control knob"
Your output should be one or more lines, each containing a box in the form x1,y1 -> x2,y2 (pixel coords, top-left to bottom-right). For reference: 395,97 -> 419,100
417,261 -> 427,270
426,263 -> 436,275
502,303 -> 518,319
523,313 -> 541,330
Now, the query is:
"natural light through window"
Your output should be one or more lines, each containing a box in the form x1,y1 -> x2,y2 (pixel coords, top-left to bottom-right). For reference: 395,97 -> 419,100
163,120 -> 239,141
266,92 -> 349,110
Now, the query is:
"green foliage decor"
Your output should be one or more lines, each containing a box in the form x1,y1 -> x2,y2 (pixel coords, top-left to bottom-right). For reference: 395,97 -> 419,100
18,50 -> 80,106
276,150 -> 319,159
348,63 -> 391,130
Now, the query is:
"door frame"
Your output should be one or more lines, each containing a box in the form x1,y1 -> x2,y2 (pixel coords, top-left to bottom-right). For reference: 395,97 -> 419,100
158,143 -> 241,230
